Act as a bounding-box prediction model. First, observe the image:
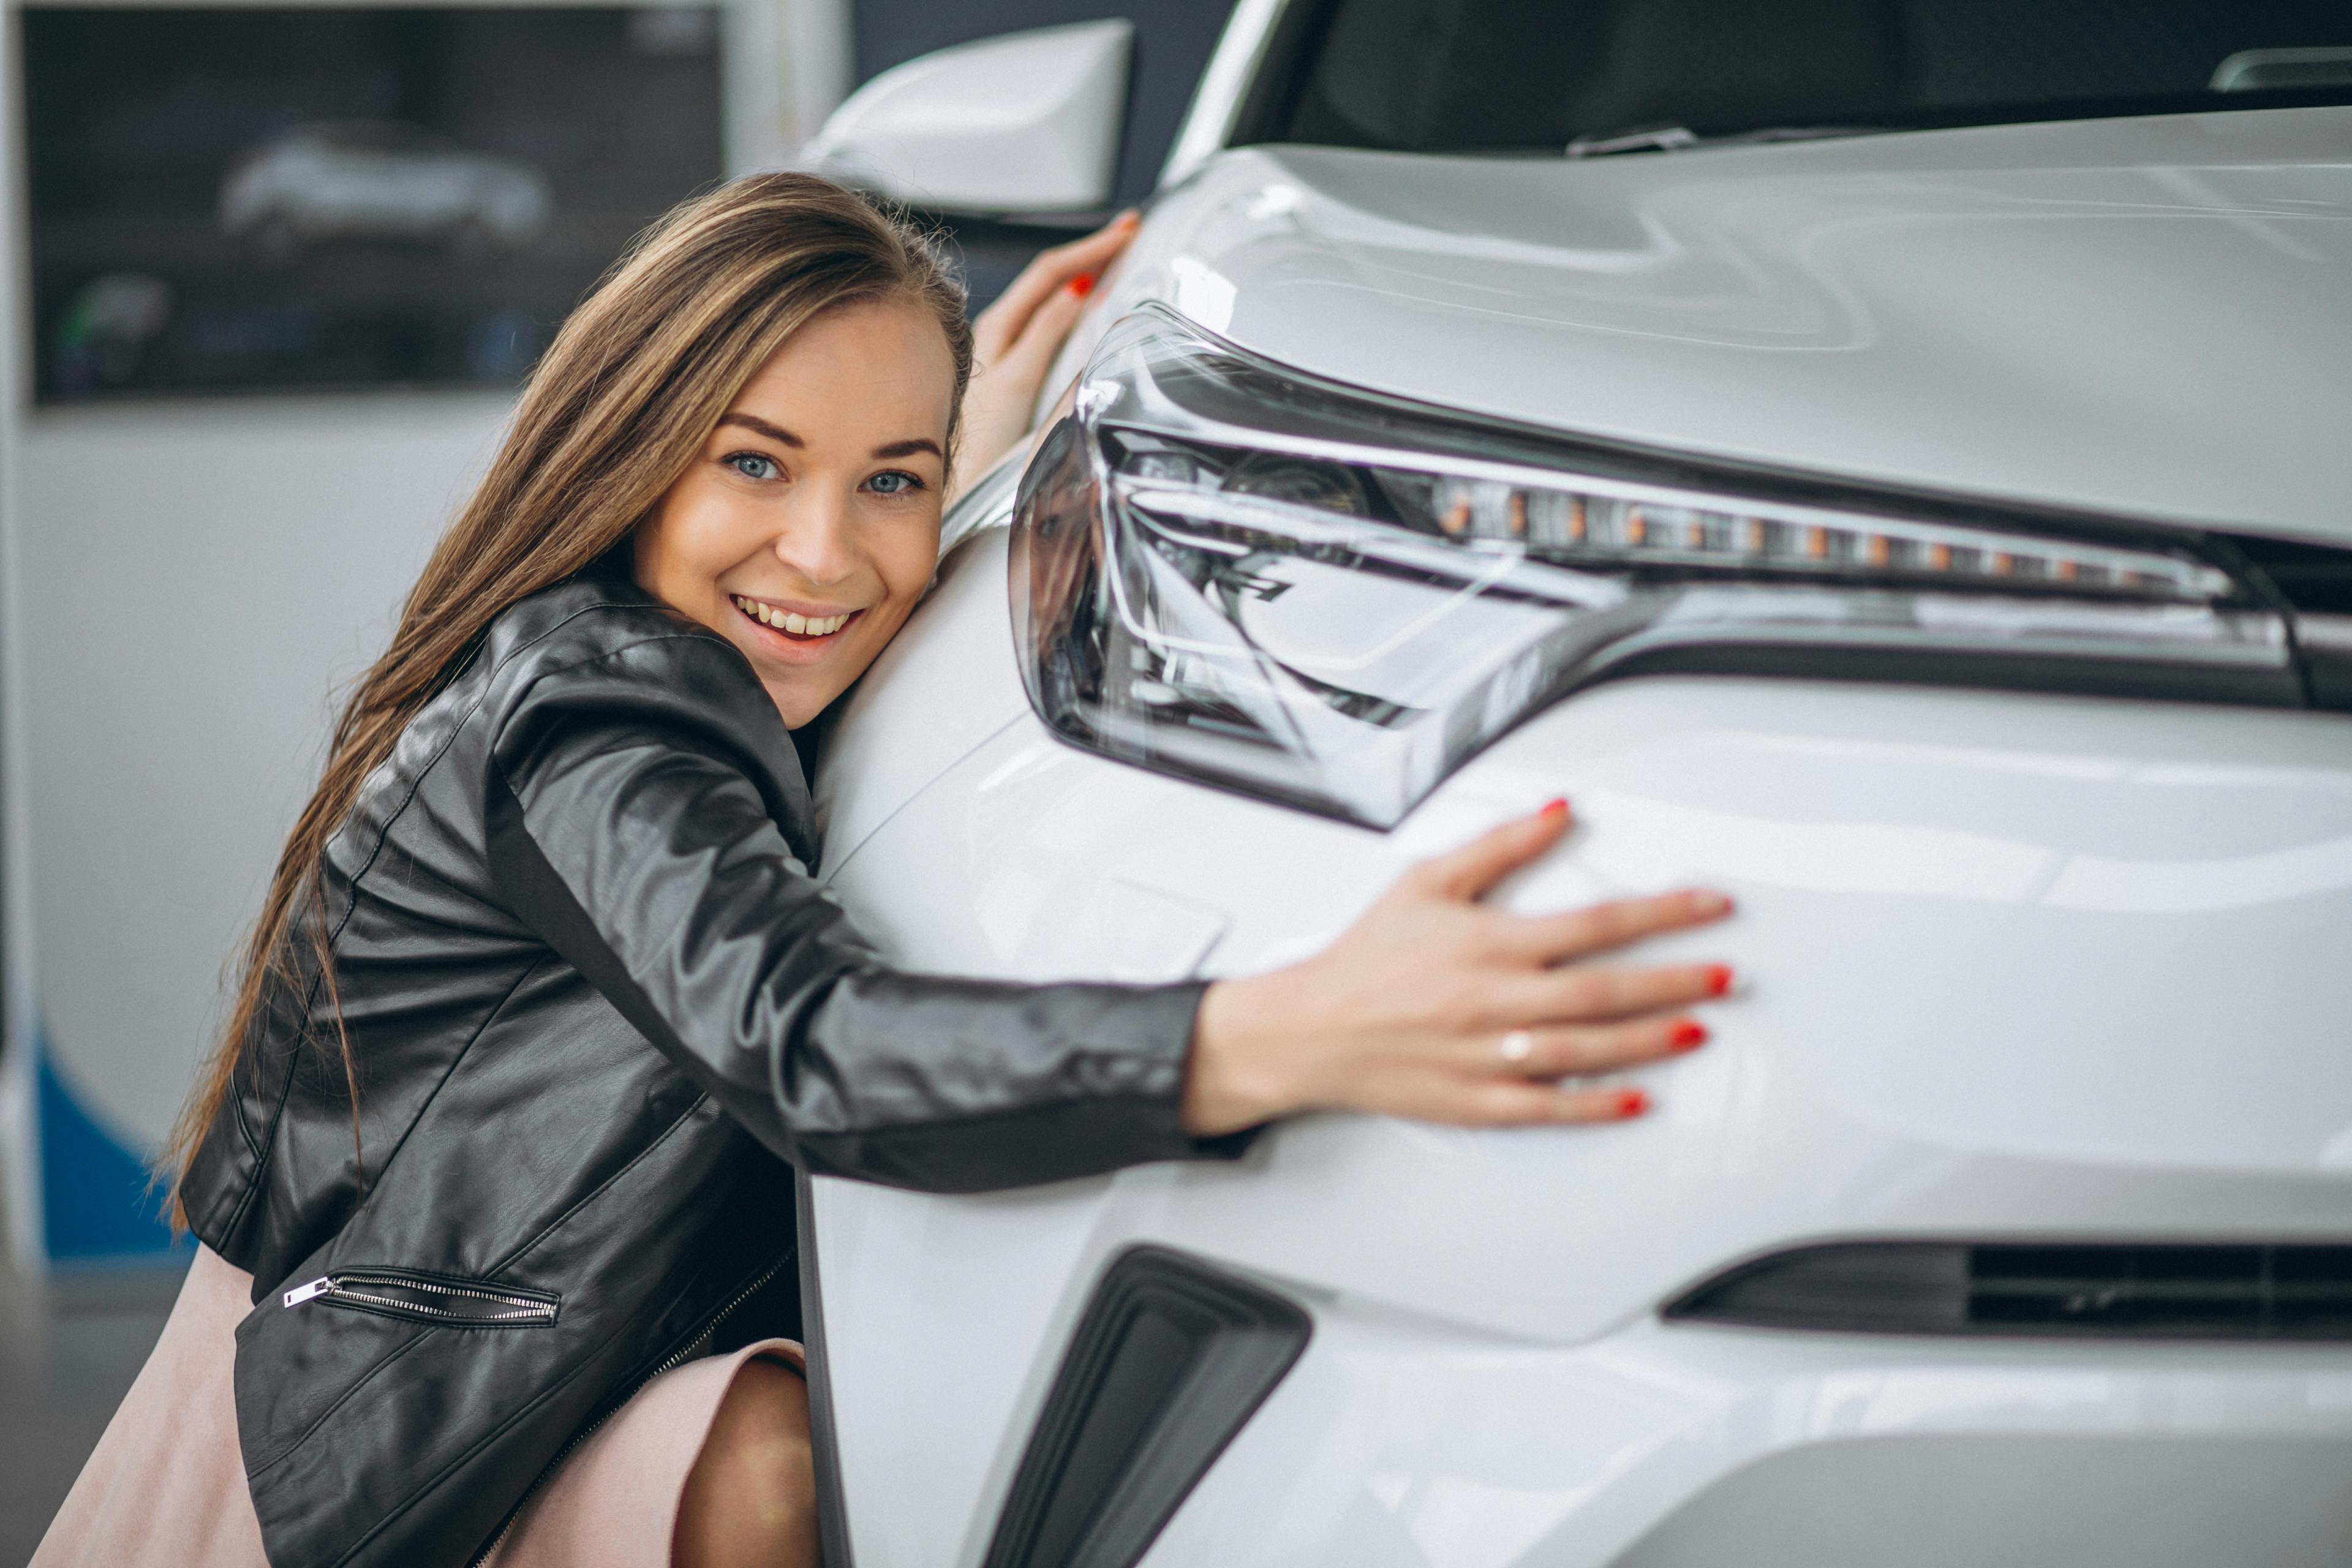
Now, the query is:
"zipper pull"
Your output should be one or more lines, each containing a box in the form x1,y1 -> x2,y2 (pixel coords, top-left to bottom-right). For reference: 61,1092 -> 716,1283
284,1276 -> 334,1308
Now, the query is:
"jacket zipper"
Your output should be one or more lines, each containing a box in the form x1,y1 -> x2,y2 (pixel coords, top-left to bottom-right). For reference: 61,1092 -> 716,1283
283,1270 -> 558,1325
464,1253 -> 791,1568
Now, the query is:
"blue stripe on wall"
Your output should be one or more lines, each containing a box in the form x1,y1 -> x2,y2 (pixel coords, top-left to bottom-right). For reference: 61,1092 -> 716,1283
35,1019 -> 187,1261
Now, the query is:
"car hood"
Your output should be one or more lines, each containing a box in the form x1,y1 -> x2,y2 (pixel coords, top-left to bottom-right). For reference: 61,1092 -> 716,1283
1128,108 -> 2352,546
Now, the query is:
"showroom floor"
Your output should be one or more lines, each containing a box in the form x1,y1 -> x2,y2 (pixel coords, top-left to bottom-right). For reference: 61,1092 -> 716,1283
0,1179 -> 181,1565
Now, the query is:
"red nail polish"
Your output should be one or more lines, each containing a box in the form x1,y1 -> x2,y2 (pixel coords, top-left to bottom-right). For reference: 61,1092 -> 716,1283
1539,797 -> 1569,820
1705,964 -> 1733,997
1668,1020 -> 1708,1052
1615,1088 -> 1650,1118
1069,273 -> 1096,298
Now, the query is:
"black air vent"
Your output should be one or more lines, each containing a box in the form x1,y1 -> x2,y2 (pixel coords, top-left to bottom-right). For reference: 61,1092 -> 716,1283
982,1246 -> 1311,1568
1665,1242 -> 2352,1340
2231,534 -> 2352,616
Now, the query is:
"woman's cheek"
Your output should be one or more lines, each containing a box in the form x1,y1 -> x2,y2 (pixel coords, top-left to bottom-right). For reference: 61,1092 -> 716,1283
644,481 -> 748,600
902,505 -> 947,584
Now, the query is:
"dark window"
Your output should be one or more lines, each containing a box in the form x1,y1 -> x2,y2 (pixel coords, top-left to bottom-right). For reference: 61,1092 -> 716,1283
1250,0 -> 2352,155
21,6 -> 724,401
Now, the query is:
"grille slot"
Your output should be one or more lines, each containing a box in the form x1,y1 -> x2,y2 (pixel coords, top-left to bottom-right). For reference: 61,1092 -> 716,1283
1665,1242 -> 2352,1340
981,1245 -> 1311,1568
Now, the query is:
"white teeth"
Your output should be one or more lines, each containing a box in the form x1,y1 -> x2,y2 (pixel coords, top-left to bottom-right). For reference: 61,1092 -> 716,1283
733,595 -> 852,637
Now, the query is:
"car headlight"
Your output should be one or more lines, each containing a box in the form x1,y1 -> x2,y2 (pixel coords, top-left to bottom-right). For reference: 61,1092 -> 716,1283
1011,306 -> 2300,827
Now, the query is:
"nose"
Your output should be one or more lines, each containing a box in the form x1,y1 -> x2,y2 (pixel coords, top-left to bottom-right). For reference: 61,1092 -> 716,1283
772,488 -> 863,590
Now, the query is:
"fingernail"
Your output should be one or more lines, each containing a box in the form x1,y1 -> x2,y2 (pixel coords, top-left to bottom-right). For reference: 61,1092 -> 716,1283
1667,1019 -> 1708,1053
1117,209 -> 1142,227
1705,964 -> 1734,997
1069,273 -> 1096,298
1691,889 -> 1733,916
1615,1088 -> 1650,1118
1539,797 -> 1569,820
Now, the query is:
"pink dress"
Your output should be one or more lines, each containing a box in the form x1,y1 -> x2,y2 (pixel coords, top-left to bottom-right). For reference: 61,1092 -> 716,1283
32,1243 -> 804,1568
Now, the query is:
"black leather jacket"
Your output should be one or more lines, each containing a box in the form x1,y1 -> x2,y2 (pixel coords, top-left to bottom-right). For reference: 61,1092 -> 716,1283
179,567 -> 1239,1567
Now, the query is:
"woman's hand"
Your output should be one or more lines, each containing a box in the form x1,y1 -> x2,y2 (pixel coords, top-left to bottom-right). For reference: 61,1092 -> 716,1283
955,212 -> 1142,488
1185,801 -> 1736,1136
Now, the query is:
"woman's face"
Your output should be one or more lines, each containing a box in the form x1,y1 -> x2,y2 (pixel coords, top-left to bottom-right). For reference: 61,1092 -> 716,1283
635,296 -> 956,728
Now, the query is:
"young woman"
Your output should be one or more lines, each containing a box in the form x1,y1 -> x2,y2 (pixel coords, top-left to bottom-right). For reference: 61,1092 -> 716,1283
35,175 -> 1735,1568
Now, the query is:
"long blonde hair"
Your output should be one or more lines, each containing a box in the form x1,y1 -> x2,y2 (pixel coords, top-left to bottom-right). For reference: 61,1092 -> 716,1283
162,173 -> 972,1218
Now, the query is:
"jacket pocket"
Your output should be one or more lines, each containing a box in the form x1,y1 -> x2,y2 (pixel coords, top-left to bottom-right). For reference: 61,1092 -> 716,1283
281,1266 -> 560,1328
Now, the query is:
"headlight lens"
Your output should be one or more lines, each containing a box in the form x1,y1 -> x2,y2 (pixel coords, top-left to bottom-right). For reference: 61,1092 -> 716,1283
1011,307 -> 2295,826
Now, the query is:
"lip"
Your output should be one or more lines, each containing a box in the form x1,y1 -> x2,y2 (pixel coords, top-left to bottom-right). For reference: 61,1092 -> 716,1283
728,592 -> 867,662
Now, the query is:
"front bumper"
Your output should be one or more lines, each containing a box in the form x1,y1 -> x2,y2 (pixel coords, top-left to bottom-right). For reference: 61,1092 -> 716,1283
1144,1303 -> 2352,1567
816,526 -> 2352,1564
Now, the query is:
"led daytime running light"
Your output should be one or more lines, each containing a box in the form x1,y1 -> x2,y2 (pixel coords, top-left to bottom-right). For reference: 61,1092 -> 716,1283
1010,309 -> 2290,827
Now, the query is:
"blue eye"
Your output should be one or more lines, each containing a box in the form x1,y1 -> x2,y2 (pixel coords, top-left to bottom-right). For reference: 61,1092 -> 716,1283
726,452 -> 780,481
867,470 -> 924,497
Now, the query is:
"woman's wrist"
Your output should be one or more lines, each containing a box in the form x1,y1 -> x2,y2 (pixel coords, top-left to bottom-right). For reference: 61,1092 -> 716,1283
1183,970 -> 1312,1137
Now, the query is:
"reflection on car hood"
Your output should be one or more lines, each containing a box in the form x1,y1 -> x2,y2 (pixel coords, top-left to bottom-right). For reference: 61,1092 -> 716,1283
1145,108 -> 2352,546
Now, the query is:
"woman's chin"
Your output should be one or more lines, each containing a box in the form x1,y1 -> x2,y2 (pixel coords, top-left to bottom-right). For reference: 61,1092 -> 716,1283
734,631 -> 875,727
712,597 -> 912,727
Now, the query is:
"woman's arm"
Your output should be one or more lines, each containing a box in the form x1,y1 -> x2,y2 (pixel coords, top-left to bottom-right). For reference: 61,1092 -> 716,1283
487,633 -> 1237,1191
486,633 -> 1730,1191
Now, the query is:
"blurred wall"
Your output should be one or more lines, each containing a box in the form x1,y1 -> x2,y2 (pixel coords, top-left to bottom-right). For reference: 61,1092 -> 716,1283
9,398 -> 508,1215
0,0 -> 851,1270
1,0 -> 34,1261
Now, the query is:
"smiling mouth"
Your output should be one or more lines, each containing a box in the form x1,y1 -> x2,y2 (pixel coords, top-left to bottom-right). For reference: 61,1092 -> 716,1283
731,595 -> 859,641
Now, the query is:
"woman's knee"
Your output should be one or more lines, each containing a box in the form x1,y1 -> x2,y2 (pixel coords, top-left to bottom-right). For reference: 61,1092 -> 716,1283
718,1359 -> 812,1452
674,1359 -> 817,1568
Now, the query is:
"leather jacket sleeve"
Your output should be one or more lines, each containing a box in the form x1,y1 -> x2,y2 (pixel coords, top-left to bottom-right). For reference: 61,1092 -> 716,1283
485,628 -> 1253,1191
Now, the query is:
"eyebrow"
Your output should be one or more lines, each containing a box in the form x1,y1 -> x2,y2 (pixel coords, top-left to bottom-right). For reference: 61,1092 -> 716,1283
718,413 -> 942,462
718,413 -> 802,447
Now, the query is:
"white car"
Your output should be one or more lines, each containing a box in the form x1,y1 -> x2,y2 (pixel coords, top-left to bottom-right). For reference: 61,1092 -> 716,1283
799,6 -> 2352,1566
219,121 -> 552,257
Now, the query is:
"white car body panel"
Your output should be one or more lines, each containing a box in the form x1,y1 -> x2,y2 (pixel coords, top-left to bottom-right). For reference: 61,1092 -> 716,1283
811,522 -> 1030,862
809,24 -> 2352,1560
813,532 -> 2352,1566
1060,108 -> 2352,545
1148,1319 -> 2352,1567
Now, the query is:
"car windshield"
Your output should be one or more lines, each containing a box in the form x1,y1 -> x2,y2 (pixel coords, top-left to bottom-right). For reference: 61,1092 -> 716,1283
1250,0 -> 2352,154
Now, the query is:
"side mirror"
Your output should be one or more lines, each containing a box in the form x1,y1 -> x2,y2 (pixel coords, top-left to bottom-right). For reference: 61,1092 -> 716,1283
804,20 -> 1132,216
